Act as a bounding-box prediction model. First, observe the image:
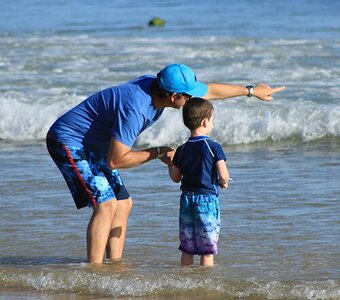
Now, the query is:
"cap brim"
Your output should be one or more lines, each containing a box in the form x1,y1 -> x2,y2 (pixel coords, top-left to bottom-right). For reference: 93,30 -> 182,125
186,81 -> 208,97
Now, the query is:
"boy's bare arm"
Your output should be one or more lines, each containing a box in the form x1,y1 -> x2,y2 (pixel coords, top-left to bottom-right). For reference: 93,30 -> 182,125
168,164 -> 182,183
216,160 -> 229,189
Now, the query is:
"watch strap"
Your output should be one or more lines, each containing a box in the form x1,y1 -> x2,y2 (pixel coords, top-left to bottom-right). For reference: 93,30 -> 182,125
157,147 -> 165,158
246,85 -> 254,97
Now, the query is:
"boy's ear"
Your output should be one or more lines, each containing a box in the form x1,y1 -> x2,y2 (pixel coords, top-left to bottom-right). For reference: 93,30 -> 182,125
201,117 -> 208,128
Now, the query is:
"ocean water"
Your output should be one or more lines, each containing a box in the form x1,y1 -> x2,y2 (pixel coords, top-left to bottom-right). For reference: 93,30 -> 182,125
0,0 -> 339,299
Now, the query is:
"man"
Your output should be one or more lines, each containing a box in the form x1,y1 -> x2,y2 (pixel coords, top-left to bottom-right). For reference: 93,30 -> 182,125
46,63 -> 285,263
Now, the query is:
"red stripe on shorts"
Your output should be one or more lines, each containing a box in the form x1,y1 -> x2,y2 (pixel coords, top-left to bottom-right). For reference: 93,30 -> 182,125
63,145 -> 97,206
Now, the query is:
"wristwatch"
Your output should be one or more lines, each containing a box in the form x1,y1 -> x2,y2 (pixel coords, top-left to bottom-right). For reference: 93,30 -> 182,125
246,85 -> 254,97
157,146 -> 165,158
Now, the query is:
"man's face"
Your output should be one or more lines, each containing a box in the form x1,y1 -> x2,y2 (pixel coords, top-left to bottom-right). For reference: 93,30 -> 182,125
172,93 -> 192,109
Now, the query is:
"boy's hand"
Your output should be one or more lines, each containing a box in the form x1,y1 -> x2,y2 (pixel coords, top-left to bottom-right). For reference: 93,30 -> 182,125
220,182 -> 229,189
158,147 -> 175,165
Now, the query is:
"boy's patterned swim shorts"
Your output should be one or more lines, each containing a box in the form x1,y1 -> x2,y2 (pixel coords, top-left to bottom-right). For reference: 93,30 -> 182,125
179,192 -> 221,255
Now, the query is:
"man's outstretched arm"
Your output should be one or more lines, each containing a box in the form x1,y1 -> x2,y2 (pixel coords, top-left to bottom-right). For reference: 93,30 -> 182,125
204,83 -> 285,101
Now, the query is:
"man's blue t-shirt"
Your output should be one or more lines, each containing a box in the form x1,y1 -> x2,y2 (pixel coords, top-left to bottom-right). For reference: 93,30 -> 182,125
48,75 -> 164,154
172,136 -> 226,195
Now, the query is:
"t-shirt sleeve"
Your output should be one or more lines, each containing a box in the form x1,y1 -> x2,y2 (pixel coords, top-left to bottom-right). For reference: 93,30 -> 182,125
172,146 -> 182,168
111,107 -> 144,148
213,143 -> 227,162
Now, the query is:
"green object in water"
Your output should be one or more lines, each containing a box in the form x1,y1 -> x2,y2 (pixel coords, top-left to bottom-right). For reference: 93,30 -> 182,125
148,17 -> 165,27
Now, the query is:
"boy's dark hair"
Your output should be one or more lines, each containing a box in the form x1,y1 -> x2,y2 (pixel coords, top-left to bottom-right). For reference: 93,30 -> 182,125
183,97 -> 214,130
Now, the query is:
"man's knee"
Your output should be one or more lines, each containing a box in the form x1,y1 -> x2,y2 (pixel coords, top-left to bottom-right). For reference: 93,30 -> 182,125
93,198 -> 117,217
117,198 -> 133,213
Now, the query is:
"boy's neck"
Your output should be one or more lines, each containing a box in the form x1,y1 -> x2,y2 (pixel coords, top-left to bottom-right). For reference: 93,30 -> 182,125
190,127 -> 209,137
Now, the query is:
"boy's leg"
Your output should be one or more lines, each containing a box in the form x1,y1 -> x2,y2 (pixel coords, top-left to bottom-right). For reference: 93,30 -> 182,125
87,198 -> 118,263
181,252 -> 194,266
179,194 -> 197,265
200,254 -> 214,266
194,194 -> 220,266
106,198 -> 133,260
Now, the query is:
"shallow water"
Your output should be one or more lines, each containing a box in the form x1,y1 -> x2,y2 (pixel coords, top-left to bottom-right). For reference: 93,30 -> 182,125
0,140 -> 339,299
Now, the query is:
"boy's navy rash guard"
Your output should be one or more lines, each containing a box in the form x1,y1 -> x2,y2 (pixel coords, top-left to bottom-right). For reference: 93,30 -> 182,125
173,136 -> 226,195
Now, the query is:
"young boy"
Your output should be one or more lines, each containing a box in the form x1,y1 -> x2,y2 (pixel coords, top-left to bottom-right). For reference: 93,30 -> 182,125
168,97 -> 229,266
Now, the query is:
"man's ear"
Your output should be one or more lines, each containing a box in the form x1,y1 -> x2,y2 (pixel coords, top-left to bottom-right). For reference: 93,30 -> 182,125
170,93 -> 179,103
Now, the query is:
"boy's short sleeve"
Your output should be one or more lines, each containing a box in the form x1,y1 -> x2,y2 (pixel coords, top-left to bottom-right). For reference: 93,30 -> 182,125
172,146 -> 182,168
213,143 -> 227,162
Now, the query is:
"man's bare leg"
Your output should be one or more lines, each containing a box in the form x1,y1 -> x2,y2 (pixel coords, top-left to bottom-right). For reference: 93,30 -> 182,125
106,198 -> 133,260
87,198 -> 118,263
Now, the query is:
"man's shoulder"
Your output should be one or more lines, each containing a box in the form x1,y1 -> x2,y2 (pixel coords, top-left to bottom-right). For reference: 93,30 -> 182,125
109,75 -> 155,92
128,75 -> 156,86
114,76 -> 155,110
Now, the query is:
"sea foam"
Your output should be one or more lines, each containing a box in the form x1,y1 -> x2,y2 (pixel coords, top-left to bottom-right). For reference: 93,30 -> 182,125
1,96 -> 339,145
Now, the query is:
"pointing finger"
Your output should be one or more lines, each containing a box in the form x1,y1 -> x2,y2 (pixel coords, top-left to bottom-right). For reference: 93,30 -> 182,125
271,86 -> 286,94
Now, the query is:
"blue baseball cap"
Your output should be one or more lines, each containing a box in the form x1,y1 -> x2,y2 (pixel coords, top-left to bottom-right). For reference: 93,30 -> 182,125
157,64 -> 208,96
